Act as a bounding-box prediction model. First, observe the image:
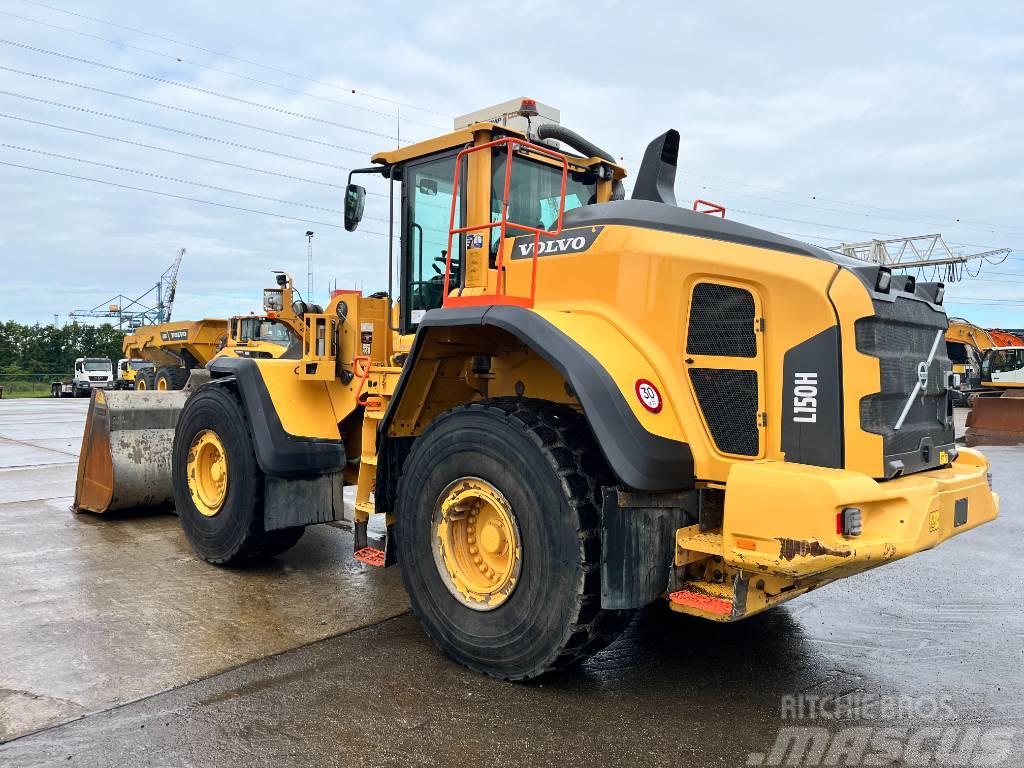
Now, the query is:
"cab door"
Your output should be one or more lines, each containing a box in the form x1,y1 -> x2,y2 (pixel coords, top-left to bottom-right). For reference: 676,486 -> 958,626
682,280 -> 766,459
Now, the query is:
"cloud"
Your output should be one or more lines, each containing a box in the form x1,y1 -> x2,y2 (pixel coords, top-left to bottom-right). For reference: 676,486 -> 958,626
0,0 -> 1021,329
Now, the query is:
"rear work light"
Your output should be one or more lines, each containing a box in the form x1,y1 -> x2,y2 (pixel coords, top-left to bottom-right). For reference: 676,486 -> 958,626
838,507 -> 863,537
875,268 -> 892,293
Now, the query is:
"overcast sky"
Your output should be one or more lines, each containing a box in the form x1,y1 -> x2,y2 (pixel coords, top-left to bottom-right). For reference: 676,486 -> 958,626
0,0 -> 1021,327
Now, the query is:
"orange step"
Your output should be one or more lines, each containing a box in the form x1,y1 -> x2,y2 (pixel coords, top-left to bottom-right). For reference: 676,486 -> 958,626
353,547 -> 386,567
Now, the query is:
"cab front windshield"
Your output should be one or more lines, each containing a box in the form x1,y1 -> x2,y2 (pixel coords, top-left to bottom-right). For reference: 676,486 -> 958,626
235,318 -> 293,346
83,360 -> 111,371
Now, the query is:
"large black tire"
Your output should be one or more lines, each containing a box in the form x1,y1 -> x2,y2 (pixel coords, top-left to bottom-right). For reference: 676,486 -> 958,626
155,366 -> 190,391
136,369 -> 157,391
396,397 -> 626,680
171,383 -> 304,565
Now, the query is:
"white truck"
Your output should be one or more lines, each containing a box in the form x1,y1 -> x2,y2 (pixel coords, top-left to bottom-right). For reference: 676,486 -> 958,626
51,357 -> 115,398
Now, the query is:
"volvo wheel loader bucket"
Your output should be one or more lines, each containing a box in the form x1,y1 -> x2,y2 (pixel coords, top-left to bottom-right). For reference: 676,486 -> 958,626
74,389 -> 188,514
965,395 -> 1024,446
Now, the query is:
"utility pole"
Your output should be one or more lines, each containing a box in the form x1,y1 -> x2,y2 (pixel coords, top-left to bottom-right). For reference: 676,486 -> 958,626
306,230 -> 315,300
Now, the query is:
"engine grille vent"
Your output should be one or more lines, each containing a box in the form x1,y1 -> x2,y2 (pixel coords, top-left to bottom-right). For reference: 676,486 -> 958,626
688,368 -> 759,456
686,283 -> 756,357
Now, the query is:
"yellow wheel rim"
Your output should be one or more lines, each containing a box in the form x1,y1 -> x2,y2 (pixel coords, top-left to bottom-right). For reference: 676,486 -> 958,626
156,376 -> 168,391
136,378 -> 147,391
432,477 -> 522,611
186,430 -> 229,517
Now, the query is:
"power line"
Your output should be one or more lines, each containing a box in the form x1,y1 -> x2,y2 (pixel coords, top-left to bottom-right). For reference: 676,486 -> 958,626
728,205 -> 1020,253
684,177 -> 1024,238
0,143 -> 392,222
0,65 -> 376,156
0,8 -> 448,132
14,0 -> 453,119
0,38 -> 405,143
0,90 -> 353,171
0,111 -> 391,198
632,158 -> 1024,235
0,158 -> 396,237
2,143 -> 335,215
0,112 -> 338,190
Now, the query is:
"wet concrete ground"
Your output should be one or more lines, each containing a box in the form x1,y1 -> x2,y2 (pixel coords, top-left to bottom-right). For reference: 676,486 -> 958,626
0,399 -> 407,743
1,398 -> 1020,767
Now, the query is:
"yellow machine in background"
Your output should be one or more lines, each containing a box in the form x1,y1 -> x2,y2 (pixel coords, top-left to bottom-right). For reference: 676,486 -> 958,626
123,272 -> 306,390
77,101 -> 998,680
114,357 -> 154,390
945,317 -> 995,386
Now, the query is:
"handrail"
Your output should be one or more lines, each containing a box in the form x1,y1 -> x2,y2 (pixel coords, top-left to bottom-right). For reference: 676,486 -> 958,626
442,137 -> 569,309
693,199 -> 726,218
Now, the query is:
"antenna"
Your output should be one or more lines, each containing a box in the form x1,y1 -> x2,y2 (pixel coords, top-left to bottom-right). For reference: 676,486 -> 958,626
305,230 -> 315,300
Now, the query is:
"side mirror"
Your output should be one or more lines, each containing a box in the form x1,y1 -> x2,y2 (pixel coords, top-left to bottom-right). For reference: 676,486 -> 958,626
344,184 -> 366,232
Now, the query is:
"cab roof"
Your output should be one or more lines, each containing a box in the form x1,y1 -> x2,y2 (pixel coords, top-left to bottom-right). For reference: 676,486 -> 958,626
371,122 -> 627,178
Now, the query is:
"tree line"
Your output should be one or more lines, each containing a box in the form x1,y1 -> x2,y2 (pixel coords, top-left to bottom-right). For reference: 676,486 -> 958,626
0,322 -> 126,376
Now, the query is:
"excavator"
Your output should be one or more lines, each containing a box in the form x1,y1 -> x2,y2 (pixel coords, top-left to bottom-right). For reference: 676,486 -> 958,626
75,100 -> 998,680
945,317 -> 996,394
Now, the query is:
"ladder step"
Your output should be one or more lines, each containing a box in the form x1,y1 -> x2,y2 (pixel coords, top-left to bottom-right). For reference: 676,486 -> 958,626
669,587 -> 733,616
360,455 -> 377,466
353,547 -> 386,567
355,501 -> 375,516
676,527 -> 724,555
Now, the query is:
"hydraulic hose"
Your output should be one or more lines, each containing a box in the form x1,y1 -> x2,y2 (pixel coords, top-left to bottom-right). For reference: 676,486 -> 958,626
535,124 -> 625,201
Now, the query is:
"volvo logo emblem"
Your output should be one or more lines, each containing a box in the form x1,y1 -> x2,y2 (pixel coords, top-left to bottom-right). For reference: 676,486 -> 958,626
917,361 -> 929,388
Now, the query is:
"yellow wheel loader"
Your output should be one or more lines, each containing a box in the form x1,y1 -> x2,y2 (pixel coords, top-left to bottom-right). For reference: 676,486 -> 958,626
76,103 -> 998,680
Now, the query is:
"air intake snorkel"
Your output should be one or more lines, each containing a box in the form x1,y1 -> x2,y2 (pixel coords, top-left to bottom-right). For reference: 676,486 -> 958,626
535,124 -> 626,201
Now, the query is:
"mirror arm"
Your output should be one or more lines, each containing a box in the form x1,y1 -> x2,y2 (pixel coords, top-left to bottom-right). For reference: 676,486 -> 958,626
346,164 -> 389,186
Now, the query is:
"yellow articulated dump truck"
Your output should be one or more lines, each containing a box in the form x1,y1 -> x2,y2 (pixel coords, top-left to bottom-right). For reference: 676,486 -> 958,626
123,318 -> 227,391
77,102 -> 998,680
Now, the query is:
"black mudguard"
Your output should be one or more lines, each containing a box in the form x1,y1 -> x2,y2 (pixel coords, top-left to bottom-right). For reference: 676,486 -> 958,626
207,357 -> 344,478
378,306 -> 695,501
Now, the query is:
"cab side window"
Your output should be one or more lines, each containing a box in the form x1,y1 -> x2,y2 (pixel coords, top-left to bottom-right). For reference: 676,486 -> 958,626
404,153 -> 463,329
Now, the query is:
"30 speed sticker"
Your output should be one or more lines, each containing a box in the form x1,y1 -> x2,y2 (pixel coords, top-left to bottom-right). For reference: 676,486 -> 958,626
635,379 -> 662,413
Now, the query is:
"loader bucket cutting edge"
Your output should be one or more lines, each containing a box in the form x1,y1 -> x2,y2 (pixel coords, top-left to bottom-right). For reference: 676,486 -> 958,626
74,389 -> 189,514
965,395 -> 1024,447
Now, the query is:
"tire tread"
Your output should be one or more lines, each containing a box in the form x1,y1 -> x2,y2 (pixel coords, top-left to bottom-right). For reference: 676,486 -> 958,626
409,396 -> 626,680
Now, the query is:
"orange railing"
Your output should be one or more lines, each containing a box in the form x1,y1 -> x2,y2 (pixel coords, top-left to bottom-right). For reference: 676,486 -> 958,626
442,137 -> 568,309
693,199 -> 726,218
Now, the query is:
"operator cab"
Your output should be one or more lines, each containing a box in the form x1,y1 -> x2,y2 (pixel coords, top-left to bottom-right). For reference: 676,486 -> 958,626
342,98 -> 627,334
228,316 -> 301,359
981,346 -> 1024,387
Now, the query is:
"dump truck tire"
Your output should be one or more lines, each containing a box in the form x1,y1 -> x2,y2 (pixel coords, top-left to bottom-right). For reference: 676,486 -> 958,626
156,366 -> 189,391
396,397 -> 626,680
171,383 -> 304,565
136,369 -> 156,391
